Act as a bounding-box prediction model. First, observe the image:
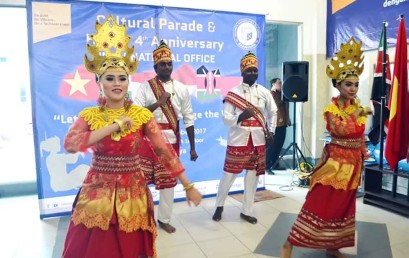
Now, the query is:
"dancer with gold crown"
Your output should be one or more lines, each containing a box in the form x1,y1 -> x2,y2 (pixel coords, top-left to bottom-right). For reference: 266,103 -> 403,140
61,15 -> 201,258
280,37 -> 372,258
212,51 -> 277,224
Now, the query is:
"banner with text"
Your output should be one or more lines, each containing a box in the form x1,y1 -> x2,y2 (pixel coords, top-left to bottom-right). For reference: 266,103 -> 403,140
327,0 -> 409,57
26,0 -> 265,218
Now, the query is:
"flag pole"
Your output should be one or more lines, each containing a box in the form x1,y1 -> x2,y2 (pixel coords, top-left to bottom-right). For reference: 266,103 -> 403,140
392,14 -> 404,198
378,20 -> 387,169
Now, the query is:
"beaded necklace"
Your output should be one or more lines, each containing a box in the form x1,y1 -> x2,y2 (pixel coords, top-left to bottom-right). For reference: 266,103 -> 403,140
159,79 -> 175,123
243,83 -> 260,107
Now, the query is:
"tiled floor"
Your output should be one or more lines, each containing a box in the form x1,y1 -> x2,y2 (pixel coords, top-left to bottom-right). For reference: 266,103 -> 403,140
1,170 -> 409,258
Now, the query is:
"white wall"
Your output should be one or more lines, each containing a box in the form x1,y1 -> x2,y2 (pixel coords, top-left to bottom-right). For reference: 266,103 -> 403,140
0,0 -> 24,5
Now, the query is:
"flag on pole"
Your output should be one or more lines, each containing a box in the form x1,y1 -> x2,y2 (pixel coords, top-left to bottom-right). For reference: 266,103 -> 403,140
385,17 -> 409,170
368,25 -> 392,145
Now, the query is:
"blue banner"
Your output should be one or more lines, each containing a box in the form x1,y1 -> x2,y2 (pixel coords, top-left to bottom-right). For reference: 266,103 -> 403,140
26,0 -> 265,218
327,0 -> 409,57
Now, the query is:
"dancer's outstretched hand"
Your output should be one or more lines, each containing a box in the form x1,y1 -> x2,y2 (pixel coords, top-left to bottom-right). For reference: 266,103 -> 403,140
185,187 -> 202,207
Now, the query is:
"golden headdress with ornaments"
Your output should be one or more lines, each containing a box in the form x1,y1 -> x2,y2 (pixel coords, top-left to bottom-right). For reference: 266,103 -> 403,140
326,37 -> 364,83
240,51 -> 258,73
153,40 -> 172,64
84,15 -> 138,77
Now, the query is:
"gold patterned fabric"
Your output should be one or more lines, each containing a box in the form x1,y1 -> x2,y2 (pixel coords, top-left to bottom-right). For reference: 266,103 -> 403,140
309,97 -> 367,192
139,141 -> 179,190
63,104 -> 185,258
224,91 -> 269,139
323,97 -> 367,126
223,136 -> 266,176
287,96 -> 367,249
147,77 -> 180,145
91,154 -> 140,173
326,37 -> 364,83
330,137 -> 362,148
84,15 -> 138,77
290,207 -> 355,249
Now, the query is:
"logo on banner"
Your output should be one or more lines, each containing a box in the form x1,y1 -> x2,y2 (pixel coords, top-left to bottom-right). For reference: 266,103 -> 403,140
383,0 -> 407,8
233,18 -> 261,50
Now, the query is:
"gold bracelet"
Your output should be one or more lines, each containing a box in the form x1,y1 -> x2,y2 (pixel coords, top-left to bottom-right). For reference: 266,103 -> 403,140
111,132 -> 121,141
183,183 -> 195,191
114,119 -> 125,132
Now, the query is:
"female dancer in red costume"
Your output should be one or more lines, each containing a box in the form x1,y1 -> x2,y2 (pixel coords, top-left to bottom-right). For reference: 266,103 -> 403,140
281,37 -> 372,258
61,15 -> 201,258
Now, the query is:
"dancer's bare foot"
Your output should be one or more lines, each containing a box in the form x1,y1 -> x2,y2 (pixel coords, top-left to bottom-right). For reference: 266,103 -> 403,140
280,240 -> 293,258
158,220 -> 176,233
326,249 -> 347,258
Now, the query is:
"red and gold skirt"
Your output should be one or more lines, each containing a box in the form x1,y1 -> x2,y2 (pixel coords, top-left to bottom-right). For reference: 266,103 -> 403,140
223,136 -> 266,175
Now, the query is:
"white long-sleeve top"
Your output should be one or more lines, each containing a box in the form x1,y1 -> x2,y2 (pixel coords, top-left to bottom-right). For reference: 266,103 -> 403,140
223,83 -> 277,147
134,79 -> 195,144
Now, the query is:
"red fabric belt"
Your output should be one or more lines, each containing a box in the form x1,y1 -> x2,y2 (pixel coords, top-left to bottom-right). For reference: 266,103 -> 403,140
91,155 -> 138,173
241,119 -> 262,127
159,123 -> 172,130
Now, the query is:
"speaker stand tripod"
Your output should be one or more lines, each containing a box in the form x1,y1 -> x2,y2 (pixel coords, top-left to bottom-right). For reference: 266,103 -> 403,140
271,102 -> 308,171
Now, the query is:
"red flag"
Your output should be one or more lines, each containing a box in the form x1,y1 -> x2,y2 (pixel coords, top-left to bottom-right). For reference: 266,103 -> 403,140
385,17 -> 409,170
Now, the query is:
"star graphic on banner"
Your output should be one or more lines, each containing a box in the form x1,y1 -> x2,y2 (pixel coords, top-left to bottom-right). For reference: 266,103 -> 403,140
64,70 -> 90,96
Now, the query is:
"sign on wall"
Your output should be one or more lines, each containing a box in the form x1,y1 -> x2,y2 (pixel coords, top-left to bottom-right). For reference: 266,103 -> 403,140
26,0 -> 265,218
327,0 -> 409,57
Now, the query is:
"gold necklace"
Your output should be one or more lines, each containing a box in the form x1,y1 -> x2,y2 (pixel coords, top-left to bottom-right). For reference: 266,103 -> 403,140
101,107 -> 127,141
336,97 -> 357,118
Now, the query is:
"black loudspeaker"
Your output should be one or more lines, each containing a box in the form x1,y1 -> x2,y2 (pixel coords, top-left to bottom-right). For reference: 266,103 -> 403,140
282,61 -> 309,102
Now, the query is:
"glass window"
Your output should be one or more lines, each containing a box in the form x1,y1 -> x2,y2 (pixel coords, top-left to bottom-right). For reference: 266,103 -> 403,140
0,7 -> 36,188
265,23 -> 299,88
265,22 -> 301,166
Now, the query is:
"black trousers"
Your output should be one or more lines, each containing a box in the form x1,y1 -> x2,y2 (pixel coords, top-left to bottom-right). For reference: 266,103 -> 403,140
265,125 -> 287,169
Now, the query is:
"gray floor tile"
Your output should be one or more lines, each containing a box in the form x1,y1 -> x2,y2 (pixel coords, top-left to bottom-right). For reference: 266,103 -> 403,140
254,212 -> 393,258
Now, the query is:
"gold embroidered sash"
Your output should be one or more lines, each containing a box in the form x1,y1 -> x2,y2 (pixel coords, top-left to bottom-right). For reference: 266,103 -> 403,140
147,77 -> 180,145
224,91 -> 269,138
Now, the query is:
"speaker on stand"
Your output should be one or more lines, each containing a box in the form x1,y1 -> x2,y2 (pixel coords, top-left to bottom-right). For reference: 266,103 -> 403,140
271,61 -> 310,175
282,61 -> 309,102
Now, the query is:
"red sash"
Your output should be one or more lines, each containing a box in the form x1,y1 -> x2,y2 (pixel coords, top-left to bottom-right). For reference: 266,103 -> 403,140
148,77 -> 180,145
224,91 -> 269,138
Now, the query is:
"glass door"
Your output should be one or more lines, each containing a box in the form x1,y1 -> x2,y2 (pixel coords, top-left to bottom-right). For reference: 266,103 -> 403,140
0,7 -> 36,196
265,22 -> 300,152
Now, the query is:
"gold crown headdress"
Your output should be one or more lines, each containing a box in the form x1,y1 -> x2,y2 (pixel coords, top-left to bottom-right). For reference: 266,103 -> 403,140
240,51 -> 258,73
84,15 -> 138,77
326,37 -> 364,83
153,40 -> 172,64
